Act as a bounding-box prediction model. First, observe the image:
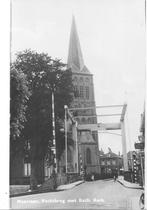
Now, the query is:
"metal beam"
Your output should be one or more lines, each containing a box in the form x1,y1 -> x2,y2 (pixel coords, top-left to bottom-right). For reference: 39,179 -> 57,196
77,123 -> 121,131
98,123 -> 121,130
120,103 -> 127,122
69,104 -> 123,111
74,114 -> 121,118
78,124 -> 98,131
121,121 -> 128,171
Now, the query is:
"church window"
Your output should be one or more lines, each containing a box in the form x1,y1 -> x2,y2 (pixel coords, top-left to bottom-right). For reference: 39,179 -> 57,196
74,86 -> 79,98
80,86 -> 84,98
67,149 -> 72,162
86,148 -> 91,164
85,86 -> 89,99
92,131 -> 97,141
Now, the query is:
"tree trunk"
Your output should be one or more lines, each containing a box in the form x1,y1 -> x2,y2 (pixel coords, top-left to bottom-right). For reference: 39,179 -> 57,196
30,156 -> 38,190
30,137 -> 38,190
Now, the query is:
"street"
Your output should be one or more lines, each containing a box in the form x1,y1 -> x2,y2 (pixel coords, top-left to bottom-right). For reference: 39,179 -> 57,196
10,179 -> 142,210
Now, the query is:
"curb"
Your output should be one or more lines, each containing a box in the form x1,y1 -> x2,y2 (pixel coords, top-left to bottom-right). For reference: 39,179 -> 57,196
56,180 -> 84,191
10,180 -> 84,198
71,180 -> 84,188
117,180 -> 143,190
10,188 -> 61,198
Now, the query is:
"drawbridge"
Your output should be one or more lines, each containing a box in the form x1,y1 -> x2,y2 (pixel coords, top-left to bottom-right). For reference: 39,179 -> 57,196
65,103 -> 128,172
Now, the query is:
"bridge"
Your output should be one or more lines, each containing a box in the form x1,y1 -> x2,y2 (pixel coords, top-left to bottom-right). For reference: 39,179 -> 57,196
65,103 -> 128,171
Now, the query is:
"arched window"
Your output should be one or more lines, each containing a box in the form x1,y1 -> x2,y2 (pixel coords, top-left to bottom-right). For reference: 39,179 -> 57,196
86,148 -> 91,164
74,85 -> 79,98
67,148 -> 72,162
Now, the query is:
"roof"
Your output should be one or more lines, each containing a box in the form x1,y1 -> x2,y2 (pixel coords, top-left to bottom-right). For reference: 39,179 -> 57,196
67,16 -> 91,75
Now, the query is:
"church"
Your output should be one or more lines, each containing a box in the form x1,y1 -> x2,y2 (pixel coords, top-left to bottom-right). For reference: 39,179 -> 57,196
66,16 -> 101,175
10,16 -> 101,186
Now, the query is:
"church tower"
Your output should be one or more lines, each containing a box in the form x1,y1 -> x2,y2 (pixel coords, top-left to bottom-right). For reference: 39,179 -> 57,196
67,16 -> 100,174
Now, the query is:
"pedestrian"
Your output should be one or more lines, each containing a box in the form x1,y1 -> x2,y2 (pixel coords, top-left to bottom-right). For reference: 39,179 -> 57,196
91,174 -> 95,181
113,175 -> 116,182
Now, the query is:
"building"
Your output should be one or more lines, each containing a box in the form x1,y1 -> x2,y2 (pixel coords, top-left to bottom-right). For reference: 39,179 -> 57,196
67,16 -> 100,175
100,148 -> 123,177
134,109 -> 145,186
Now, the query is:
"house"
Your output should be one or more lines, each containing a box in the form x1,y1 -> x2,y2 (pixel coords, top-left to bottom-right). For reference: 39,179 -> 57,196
99,148 -> 123,177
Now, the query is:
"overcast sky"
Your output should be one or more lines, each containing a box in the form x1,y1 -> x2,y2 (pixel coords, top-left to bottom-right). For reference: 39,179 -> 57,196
11,0 -> 145,154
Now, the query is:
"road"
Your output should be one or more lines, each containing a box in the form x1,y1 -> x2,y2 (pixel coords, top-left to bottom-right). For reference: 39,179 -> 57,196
10,179 -> 142,209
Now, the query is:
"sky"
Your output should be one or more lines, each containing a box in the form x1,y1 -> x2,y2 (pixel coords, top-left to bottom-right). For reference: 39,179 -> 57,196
11,0 -> 145,154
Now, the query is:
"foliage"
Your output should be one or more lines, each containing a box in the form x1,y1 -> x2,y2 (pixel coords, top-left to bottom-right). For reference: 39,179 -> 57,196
10,66 -> 30,141
11,49 -> 74,188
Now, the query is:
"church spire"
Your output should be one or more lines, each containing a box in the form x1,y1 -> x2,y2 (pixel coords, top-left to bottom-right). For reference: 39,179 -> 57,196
67,16 -> 85,72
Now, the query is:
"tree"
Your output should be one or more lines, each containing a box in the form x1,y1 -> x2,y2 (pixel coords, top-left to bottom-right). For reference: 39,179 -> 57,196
11,50 -> 73,189
10,66 -> 30,156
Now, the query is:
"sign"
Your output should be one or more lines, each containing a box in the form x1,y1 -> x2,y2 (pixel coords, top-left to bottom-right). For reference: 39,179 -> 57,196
134,142 -> 144,150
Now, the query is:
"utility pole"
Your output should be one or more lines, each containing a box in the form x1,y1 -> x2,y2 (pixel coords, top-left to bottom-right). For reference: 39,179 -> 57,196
64,105 -> 68,173
51,90 -> 57,174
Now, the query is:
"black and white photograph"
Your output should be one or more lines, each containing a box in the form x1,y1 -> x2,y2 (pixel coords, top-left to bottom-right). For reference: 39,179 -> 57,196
9,0 -> 146,209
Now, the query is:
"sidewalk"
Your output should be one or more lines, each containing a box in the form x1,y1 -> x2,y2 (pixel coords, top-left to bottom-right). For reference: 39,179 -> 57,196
117,176 -> 143,189
10,180 -> 84,197
57,180 -> 84,191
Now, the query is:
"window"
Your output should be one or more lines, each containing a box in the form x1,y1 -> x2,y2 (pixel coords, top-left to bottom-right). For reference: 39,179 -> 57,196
80,77 -> 83,83
67,149 -> 73,162
74,86 -> 79,98
85,78 -> 90,84
101,161 -> 105,165
86,148 -> 91,164
73,76 -> 78,83
80,86 -> 84,98
24,163 -> 31,176
107,161 -> 111,165
112,160 -> 116,165
45,166 -> 51,177
87,118 -> 91,124
92,131 -> 98,141
85,86 -> 89,99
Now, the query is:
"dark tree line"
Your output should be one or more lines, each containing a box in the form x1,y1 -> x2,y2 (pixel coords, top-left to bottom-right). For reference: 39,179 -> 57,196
10,50 -> 73,189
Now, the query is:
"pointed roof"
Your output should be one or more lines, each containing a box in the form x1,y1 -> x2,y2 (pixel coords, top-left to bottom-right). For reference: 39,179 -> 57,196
67,16 -> 90,74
